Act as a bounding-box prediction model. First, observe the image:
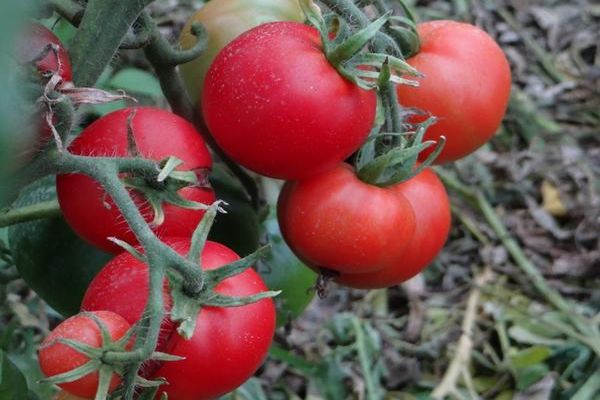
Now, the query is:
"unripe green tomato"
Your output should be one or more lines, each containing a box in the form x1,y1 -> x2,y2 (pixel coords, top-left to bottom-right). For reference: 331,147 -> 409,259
8,177 -> 112,316
258,206 -> 316,327
179,0 -> 304,103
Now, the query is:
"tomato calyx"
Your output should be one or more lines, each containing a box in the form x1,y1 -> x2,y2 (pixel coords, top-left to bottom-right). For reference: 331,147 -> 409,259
121,155 -> 212,227
300,0 -> 419,90
169,203 -> 278,338
40,312 -> 176,400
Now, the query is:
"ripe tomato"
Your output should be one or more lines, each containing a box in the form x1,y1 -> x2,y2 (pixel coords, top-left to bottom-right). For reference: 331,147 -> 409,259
203,22 -> 376,180
16,23 -> 72,82
180,0 -> 303,103
39,311 -> 131,398
81,238 -> 276,400
397,20 -> 511,164
277,164 -> 416,275
336,168 -> 451,288
56,107 -> 215,253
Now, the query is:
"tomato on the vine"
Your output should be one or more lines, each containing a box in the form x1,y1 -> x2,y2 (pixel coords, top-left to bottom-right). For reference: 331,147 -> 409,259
203,22 -> 377,180
336,168 -> 451,288
81,238 -> 276,400
16,23 -> 72,82
397,20 -> 511,164
56,107 -> 215,253
278,164 -> 416,275
39,311 -> 131,398
180,0 -> 303,103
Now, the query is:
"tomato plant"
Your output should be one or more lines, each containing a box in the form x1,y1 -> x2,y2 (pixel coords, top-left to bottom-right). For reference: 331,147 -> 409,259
278,164 -> 416,275
8,177 -> 111,316
16,23 -> 72,82
81,238 -> 276,399
397,20 -> 511,164
38,311 -> 131,398
202,21 -> 377,180
336,168 -> 451,288
56,107 -> 215,253
179,0 -> 303,103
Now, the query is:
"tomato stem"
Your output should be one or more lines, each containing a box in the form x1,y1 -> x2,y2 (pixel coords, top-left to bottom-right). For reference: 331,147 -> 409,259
0,200 -> 61,228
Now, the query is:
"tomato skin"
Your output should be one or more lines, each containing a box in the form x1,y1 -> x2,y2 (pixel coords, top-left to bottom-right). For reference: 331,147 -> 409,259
397,20 -> 511,164
56,107 -> 215,253
180,0 -> 303,103
336,169 -> 451,288
17,23 -> 72,82
278,164 -> 416,274
203,22 -> 376,180
38,311 -> 131,398
81,239 -> 276,400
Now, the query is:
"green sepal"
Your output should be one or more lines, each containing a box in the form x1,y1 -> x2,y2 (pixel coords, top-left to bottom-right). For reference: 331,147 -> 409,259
203,245 -> 270,286
94,366 -> 114,400
107,237 -> 147,263
187,201 -> 223,263
150,352 -> 185,362
328,13 -> 390,66
135,375 -> 168,388
201,291 -> 281,308
157,157 -> 184,183
55,338 -> 103,359
39,360 -> 101,385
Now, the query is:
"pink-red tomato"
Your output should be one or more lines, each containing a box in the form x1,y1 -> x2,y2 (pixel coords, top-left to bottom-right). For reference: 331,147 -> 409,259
56,107 -> 215,253
81,238 -> 276,400
17,23 -> 73,82
397,20 -> 511,164
39,311 -> 131,398
336,168 -> 451,288
202,22 -> 376,180
277,164 -> 416,274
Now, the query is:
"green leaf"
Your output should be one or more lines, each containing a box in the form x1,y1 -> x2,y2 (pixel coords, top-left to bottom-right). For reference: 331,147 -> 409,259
0,350 -> 30,400
510,346 -> 552,368
108,68 -> 163,98
515,364 -> 550,390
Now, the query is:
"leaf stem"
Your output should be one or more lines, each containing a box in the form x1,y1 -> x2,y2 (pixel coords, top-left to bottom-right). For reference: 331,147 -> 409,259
0,200 -> 61,228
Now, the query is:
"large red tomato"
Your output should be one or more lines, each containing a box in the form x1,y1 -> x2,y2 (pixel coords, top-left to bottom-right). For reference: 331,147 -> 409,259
277,164 -> 416,275
202,22 -> 376,180
81,238 -> 276,400
39,311 -> 131,398
336,168 -> 451,288
397,20 -> 511,164
16,23 -> 73,82
56,107 -> 215,253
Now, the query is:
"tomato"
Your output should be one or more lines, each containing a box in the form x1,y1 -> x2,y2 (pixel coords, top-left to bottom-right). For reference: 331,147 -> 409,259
56,107 -> 215,253
202,22 -> 376,180
8,177 -> 112,316
39,311 -> 131,398
81,238 -> 276,400
397,20 -> 511,164
336,168 -> 451,288
259,206 -> 316,326
278,164 -> 416,275
16,23 -> 72,82
180,0 -> 303,103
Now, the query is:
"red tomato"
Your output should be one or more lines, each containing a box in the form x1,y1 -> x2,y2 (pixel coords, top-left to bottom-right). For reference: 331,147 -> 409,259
39,311 -> 131,398
277,164 -> 416,274
397,20 -> 511,164
336,168 -> 450,288
202,22 -> 376,180
56,107 -> 215,253
16,23 -> 73,82
81,238 -> 276,400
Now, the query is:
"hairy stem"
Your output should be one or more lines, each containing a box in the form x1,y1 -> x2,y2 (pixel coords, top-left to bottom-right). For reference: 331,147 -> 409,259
0,200 -> 61,228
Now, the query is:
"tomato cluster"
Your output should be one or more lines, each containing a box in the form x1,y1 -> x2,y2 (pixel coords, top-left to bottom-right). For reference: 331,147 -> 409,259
20,1 -> 511,399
